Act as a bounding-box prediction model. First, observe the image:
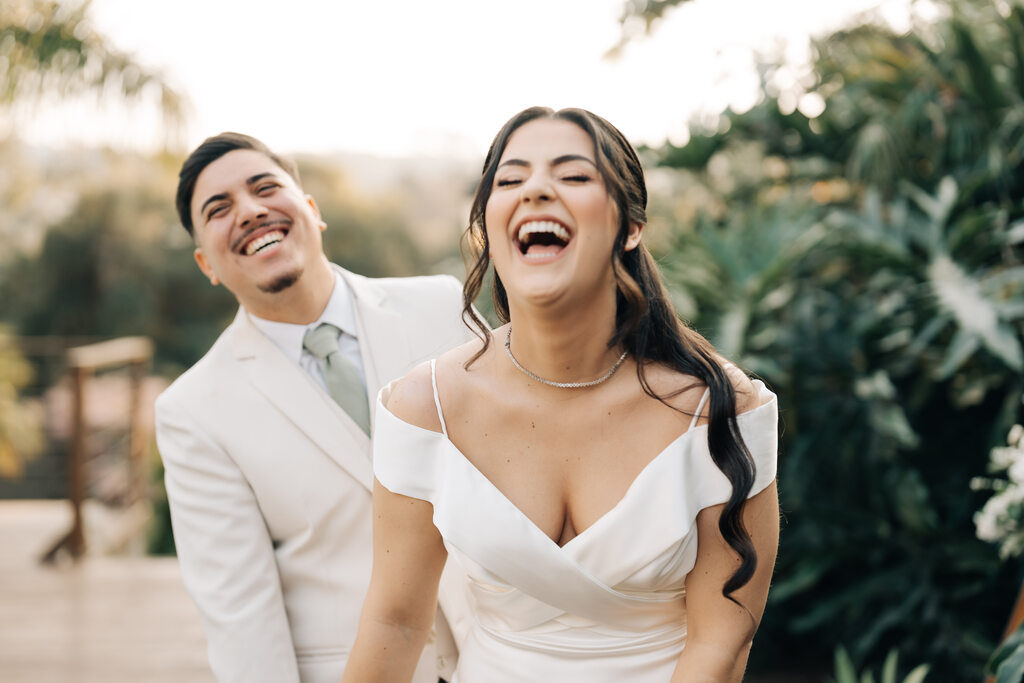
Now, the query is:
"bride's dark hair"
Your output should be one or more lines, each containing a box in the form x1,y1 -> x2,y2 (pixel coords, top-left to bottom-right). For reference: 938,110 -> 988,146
461,106 -> 759,608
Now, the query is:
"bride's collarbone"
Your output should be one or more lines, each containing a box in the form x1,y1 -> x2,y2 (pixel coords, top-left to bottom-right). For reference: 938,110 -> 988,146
443,388 -> 711,547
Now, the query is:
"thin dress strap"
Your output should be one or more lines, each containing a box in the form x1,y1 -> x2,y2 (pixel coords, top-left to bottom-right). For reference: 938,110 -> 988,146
689,387 -> 711,431
429,359 -> 449,437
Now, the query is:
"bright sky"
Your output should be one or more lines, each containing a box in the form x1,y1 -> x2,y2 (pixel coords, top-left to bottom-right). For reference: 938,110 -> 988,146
23,0 -> 920,158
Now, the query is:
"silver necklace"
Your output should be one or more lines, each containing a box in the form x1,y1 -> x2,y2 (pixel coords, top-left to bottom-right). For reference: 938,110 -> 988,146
504,327 -> 628,389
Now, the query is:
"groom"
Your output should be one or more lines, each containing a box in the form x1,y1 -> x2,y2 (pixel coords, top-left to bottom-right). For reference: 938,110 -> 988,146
155,132 -> 472,682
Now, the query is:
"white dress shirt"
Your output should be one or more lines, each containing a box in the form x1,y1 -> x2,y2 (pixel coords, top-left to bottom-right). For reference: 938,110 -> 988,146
249,273 -> 366,391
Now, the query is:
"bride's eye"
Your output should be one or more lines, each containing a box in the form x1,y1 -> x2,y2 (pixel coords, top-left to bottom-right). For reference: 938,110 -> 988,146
496,178 -> 522,187
563,174 -> 591,183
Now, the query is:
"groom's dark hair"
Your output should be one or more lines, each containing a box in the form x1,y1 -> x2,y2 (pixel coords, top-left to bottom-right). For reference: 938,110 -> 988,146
175,132 -> 301,237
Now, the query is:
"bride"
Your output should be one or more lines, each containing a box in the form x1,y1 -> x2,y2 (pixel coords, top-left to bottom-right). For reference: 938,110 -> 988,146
342,107 -> 779,682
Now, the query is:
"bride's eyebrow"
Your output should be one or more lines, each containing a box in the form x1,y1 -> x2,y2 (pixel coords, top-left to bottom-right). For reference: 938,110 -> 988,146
551,154 -> 596,167
496,154 -> 596,170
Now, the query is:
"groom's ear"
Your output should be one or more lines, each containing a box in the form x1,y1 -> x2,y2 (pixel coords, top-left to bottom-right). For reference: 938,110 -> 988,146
306,195 -> 326,232
194,248 -> 220,286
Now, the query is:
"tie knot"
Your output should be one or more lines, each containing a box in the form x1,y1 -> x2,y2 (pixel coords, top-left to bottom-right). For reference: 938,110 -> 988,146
302,323 -> 342,360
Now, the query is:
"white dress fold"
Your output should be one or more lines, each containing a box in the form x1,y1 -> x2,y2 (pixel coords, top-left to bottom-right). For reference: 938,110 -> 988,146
374,361 -> 778,682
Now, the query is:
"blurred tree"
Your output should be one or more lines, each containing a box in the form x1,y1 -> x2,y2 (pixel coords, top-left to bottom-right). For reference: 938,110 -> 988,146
622,0 -> 1024,679
0,151 -> 237,381
0,0 -> 186,137
0,0 -> 190,268
298,157 -> 429,278
607,0 -> 695,57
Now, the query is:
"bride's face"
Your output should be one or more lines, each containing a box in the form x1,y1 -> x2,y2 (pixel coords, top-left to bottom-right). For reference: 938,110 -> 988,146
484,118 -> 642,310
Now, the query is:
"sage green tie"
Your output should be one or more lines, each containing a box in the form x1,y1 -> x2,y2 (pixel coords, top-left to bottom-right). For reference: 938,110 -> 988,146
302,323 -> 371,435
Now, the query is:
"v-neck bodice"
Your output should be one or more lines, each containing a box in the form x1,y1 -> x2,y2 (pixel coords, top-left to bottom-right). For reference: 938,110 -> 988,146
372,365 -> 778,682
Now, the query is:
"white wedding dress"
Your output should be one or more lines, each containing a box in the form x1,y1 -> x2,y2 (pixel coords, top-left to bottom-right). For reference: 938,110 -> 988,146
374,360 -> 778,682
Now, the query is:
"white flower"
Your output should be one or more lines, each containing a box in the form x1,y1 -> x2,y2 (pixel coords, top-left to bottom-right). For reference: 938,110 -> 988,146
1011,459 -> 1024,486
991,445 -> 1021,472
975,504 -> 1001,542
1009,424 -> 1023,447
974,423 -> 1024,559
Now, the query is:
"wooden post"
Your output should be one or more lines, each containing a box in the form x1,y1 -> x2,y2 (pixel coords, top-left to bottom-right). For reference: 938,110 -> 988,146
40,337 -> 154,564
67,366 -> 88,558
127,359 -> 147,505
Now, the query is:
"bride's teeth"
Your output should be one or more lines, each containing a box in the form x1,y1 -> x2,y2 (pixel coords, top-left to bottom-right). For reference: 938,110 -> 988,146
517,221 -> 570,243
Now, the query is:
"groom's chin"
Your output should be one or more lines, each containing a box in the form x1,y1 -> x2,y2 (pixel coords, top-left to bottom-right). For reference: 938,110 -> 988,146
258,269 -> 302,294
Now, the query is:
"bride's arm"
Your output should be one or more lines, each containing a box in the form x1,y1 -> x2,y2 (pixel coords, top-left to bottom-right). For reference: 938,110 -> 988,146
343,365 -> 450,682
342,479 -> 448,682
670,482 -> 779,683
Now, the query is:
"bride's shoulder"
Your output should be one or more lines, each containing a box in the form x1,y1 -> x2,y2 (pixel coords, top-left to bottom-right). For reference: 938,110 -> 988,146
384,362 -> 443,434
643,357 -> 762,422
385,334 -> 498,433
719,359 -> 761,415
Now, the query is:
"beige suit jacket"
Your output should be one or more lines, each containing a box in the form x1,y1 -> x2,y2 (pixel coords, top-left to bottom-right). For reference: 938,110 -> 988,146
155,267 -> 476,683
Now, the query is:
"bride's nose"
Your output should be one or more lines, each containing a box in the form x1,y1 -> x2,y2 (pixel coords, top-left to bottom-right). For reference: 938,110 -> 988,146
520,173 -> 553,203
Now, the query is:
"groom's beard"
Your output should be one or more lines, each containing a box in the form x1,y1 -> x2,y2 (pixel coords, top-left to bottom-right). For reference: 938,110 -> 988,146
259,268 -> 302,294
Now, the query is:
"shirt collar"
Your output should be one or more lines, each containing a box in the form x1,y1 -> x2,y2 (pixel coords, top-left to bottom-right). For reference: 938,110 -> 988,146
248,273 -> 358,364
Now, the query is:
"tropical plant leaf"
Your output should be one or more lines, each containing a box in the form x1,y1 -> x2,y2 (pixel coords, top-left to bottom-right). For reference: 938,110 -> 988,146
995,646 -> 1024,683
904,664 -> 930,683
929,255 -> 1024,370
836,647 -> 859,683
881,648 -> 899,683
768,555 -> 836,602
983,266 -> 1024,295
903,177 -> 958,233
989,622 -> 1024,675
936,329 -> 980,379
1007,220 -> 1024,245
952,18 -> 1007,114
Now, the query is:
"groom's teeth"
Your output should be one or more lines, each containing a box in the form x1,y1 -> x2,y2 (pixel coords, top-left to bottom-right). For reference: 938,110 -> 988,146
517,221 -> 570,244
245,230 -> 285,255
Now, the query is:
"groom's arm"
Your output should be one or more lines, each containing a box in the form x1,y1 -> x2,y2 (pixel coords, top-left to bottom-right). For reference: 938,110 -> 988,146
156,393 -> 300,683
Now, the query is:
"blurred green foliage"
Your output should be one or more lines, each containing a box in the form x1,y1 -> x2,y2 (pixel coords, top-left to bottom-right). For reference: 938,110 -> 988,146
0,154 -> 236,379
0,328 -> 43,478
637,0 -> 1024,679
832,648 -> 929,683
988,620 -> 1024,683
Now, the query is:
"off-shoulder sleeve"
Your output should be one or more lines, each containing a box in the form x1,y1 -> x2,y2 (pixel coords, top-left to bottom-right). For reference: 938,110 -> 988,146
372,391 -> 447,504
688,379 -> 778,513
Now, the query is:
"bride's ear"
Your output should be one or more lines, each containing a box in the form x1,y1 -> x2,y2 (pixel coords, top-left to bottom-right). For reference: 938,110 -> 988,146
624,222 -> 644,251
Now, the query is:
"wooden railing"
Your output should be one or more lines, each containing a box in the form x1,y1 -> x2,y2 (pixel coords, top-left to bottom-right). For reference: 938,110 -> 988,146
40,337 -> 153,563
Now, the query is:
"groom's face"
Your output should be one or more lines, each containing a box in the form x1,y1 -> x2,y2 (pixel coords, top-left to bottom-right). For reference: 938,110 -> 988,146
190,149 -> 327,304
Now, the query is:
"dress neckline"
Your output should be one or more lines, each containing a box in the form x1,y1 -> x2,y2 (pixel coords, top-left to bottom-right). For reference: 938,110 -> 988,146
376,379 -> 776,551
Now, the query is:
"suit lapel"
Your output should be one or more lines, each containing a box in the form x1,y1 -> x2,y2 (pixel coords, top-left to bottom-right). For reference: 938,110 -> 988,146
338,268 -> 414,428
229,308 -> 374,492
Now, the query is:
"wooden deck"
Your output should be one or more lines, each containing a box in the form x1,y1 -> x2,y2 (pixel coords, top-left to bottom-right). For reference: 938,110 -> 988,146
0,500 -> 214,682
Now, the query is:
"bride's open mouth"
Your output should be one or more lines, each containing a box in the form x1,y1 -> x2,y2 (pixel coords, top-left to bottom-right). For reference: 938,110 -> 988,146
516,220 -> 572,261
